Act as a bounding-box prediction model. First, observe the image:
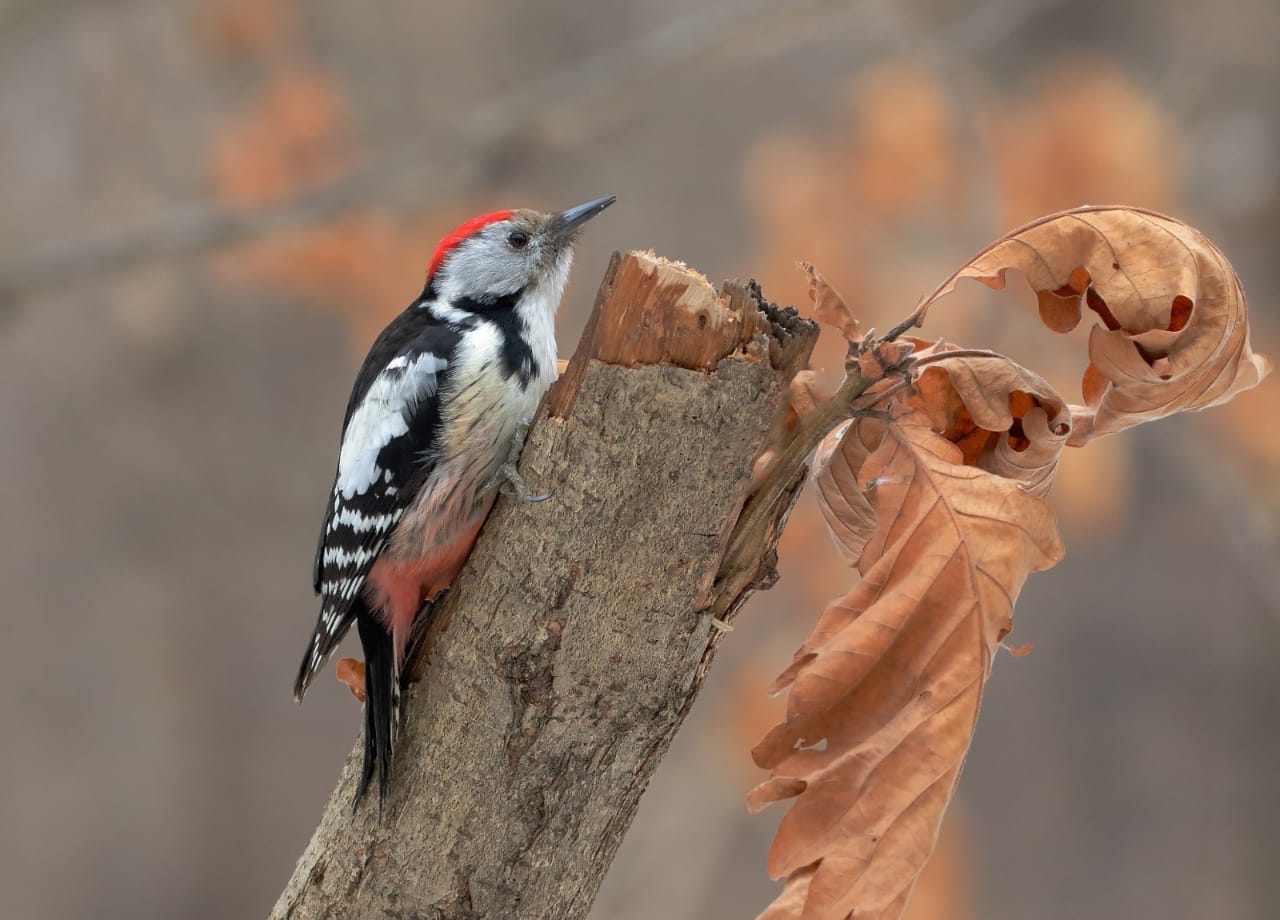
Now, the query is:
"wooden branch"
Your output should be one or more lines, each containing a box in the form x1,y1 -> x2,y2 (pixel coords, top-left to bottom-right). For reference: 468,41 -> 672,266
271,251 -> 818,920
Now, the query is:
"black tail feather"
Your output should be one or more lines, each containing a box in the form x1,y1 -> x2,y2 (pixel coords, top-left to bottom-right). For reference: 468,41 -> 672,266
293,605 -> 357,704
354,611 -> 398,813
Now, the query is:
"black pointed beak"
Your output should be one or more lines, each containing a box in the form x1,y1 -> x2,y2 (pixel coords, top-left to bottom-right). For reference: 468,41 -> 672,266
554,195 -> 616,239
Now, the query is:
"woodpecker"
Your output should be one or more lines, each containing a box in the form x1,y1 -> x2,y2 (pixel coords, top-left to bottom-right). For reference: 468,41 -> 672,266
294,195 -> 615,808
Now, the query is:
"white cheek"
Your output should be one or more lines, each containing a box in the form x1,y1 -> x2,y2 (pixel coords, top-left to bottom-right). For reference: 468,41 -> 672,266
436,238 -> 529,300
550,249 -> 573,297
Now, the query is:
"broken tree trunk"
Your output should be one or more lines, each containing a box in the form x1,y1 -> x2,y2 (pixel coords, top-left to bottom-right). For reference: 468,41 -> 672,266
272,251 -> 818,919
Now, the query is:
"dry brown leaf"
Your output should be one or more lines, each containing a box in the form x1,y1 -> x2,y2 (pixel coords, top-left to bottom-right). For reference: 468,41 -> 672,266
759,864 -> 819,920
741,60 -> 1192,538
908,345 -> 1071,497
753,408 -> 1062,920
790,370 -> 830,420
335,658 -> 365,703
812,418 -> 881,568
803,262 -> 861,343
775,494 -> 867,625
756,208 -> 1270,920
815,341 -> 1069,573
916,206 -> 1272,444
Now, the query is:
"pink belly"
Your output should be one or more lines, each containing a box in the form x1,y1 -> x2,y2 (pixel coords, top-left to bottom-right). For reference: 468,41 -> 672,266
363,504 -> 492,663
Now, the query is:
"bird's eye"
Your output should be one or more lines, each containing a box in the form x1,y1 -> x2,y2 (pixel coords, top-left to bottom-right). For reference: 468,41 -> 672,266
507,230 -> 529,249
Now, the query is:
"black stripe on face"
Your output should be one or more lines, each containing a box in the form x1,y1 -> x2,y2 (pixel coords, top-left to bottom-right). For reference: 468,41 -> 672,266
455,291 -> 538,388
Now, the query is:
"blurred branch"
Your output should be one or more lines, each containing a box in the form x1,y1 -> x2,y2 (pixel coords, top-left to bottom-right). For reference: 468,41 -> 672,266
271,253 -> 817,919
0,0 -> 835,298
0,0 -> 1070,301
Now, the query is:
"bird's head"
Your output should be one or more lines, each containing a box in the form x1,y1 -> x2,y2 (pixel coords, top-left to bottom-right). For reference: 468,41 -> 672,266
424,196 -> 615,312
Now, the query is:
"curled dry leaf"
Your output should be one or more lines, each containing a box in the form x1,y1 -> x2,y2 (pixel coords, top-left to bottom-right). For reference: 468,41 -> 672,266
804,262 -> 861,342
908,342 -> 1071,497
759,331 -> 1070,919
756,209 -> 1273,919
753,408 -> 1063,920
915,206 -> 1271,444
815,341 -> 1070,573
756,210 -> 1270,920
335,657 -> 366,703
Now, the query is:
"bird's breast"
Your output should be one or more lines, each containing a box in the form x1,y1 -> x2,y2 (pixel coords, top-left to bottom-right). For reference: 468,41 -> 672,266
387,320 -> 551,563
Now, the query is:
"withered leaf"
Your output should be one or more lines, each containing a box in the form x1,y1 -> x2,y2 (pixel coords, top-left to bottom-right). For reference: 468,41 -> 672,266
812,418 -> 882,567
757,210 -> 1270,920
816,342 -> 1070,572
908,344 -> 1071,497
803,262 -> 861,342
914,206 -> 1271,443
753,415 -> 1063,920
335,658 -> 366,703
790,370 -> 832,422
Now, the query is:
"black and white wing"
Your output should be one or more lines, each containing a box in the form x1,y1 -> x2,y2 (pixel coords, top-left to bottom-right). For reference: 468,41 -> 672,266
293,312 -> 459,701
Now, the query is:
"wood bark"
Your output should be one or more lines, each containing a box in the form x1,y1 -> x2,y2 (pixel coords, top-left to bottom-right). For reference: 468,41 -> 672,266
272,251 -> 818,919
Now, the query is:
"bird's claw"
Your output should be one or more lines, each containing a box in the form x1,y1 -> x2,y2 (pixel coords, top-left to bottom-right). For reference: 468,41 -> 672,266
499,419 -> 552,502
500,462 -> 552,503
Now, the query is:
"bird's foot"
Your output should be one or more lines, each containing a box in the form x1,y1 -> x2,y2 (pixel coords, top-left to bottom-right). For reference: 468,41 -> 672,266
500,462 -> 552,503
499,418 -> 552,502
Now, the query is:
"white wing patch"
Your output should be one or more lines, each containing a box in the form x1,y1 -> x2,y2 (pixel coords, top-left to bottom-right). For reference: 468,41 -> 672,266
337,353 -> 447,500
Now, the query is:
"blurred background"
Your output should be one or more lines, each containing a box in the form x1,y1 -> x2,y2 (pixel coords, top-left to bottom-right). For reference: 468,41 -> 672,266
2,0 -> 1278,917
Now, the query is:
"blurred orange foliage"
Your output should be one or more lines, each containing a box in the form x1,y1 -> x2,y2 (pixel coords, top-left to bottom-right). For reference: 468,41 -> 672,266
197,0 -> 490,349
213,204 -> 496,347
195,0 -> 299,60
1210,382 -> 1280,510
986,57 -> 1177,224
900,809 -> 973,920
214,215 -> 422,341
210,64 -> 358,207
741,55 -> 1190,540
841,61 -> 964,223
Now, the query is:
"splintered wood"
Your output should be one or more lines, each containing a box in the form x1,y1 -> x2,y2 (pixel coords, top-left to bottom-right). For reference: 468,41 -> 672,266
549,251 -> 813,418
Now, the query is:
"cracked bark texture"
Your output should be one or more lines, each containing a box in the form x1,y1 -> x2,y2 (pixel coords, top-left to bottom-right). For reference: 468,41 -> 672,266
272,252 -> 818,920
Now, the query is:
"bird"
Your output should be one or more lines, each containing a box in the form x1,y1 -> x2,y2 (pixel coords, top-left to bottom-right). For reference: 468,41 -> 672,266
293,195 -> 616,809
